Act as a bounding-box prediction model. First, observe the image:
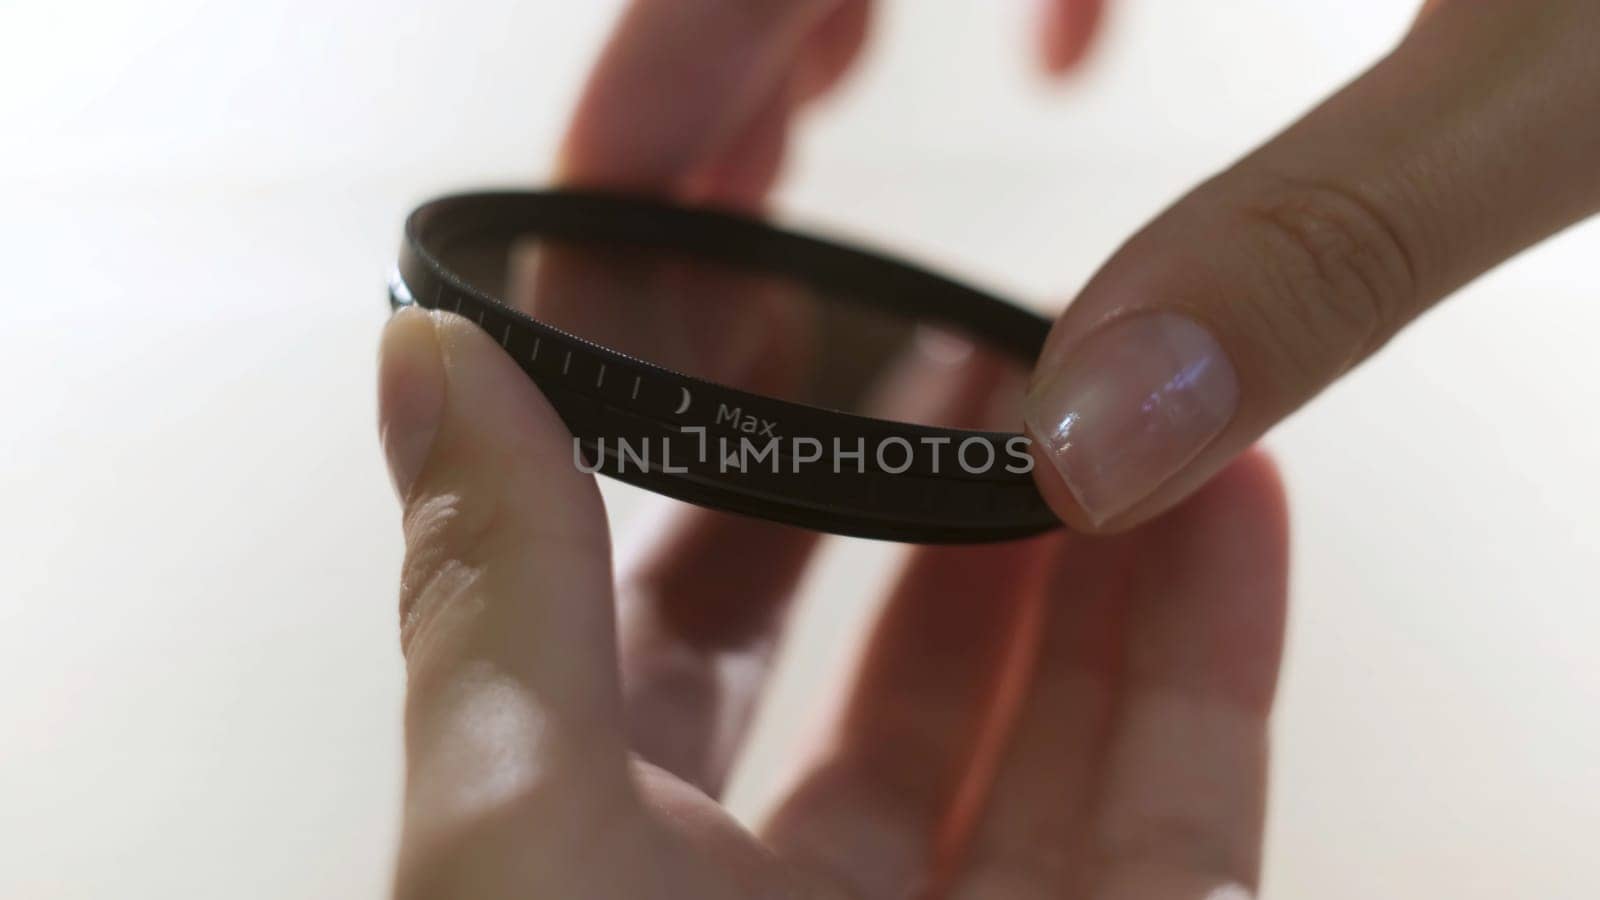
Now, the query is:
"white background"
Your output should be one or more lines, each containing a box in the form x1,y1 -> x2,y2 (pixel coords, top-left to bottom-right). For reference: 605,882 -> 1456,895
2,1 -> 1597,897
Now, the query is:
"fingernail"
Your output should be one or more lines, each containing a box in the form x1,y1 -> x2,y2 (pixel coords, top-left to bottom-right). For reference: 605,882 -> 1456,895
378,308 -> 445,499
1024,313 -> 1238,525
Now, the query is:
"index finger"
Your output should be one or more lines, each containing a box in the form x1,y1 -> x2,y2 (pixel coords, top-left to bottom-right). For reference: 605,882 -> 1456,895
1023,0 -> 1600,533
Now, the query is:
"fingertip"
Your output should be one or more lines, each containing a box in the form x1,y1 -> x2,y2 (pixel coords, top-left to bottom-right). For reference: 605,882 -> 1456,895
428,307 -> 598,490
1203,448 -> 1290,546
1154,446 -> 1291,602
1170,448 -> 1288,544
1024,421 -> 1106,534
380,307 -> 446,501
793,0 -> 872,104
1035,0 -> 1104,76
1027,425 -> 1288,551
416,312 -> 609,543
1136,447 -> 1290,714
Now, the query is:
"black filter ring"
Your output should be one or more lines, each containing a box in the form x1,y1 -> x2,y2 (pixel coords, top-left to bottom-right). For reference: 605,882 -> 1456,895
389,189 -> 1060,543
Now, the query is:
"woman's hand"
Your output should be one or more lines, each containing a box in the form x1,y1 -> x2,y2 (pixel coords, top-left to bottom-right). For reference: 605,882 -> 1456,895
379,308 -> 1288,899
561,0 -> 1600,532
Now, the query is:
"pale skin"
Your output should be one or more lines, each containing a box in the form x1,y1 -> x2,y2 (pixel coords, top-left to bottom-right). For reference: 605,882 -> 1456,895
381,1 -> 1600,896
380,309 -> 1288,899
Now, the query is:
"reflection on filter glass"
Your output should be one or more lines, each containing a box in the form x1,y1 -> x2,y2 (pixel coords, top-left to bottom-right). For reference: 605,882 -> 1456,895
445,236 -> 1028,431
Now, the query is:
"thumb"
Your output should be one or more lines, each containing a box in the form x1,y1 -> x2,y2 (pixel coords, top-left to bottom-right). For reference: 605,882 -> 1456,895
1024,0 -> 1600,532
378,309 -> 633,892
